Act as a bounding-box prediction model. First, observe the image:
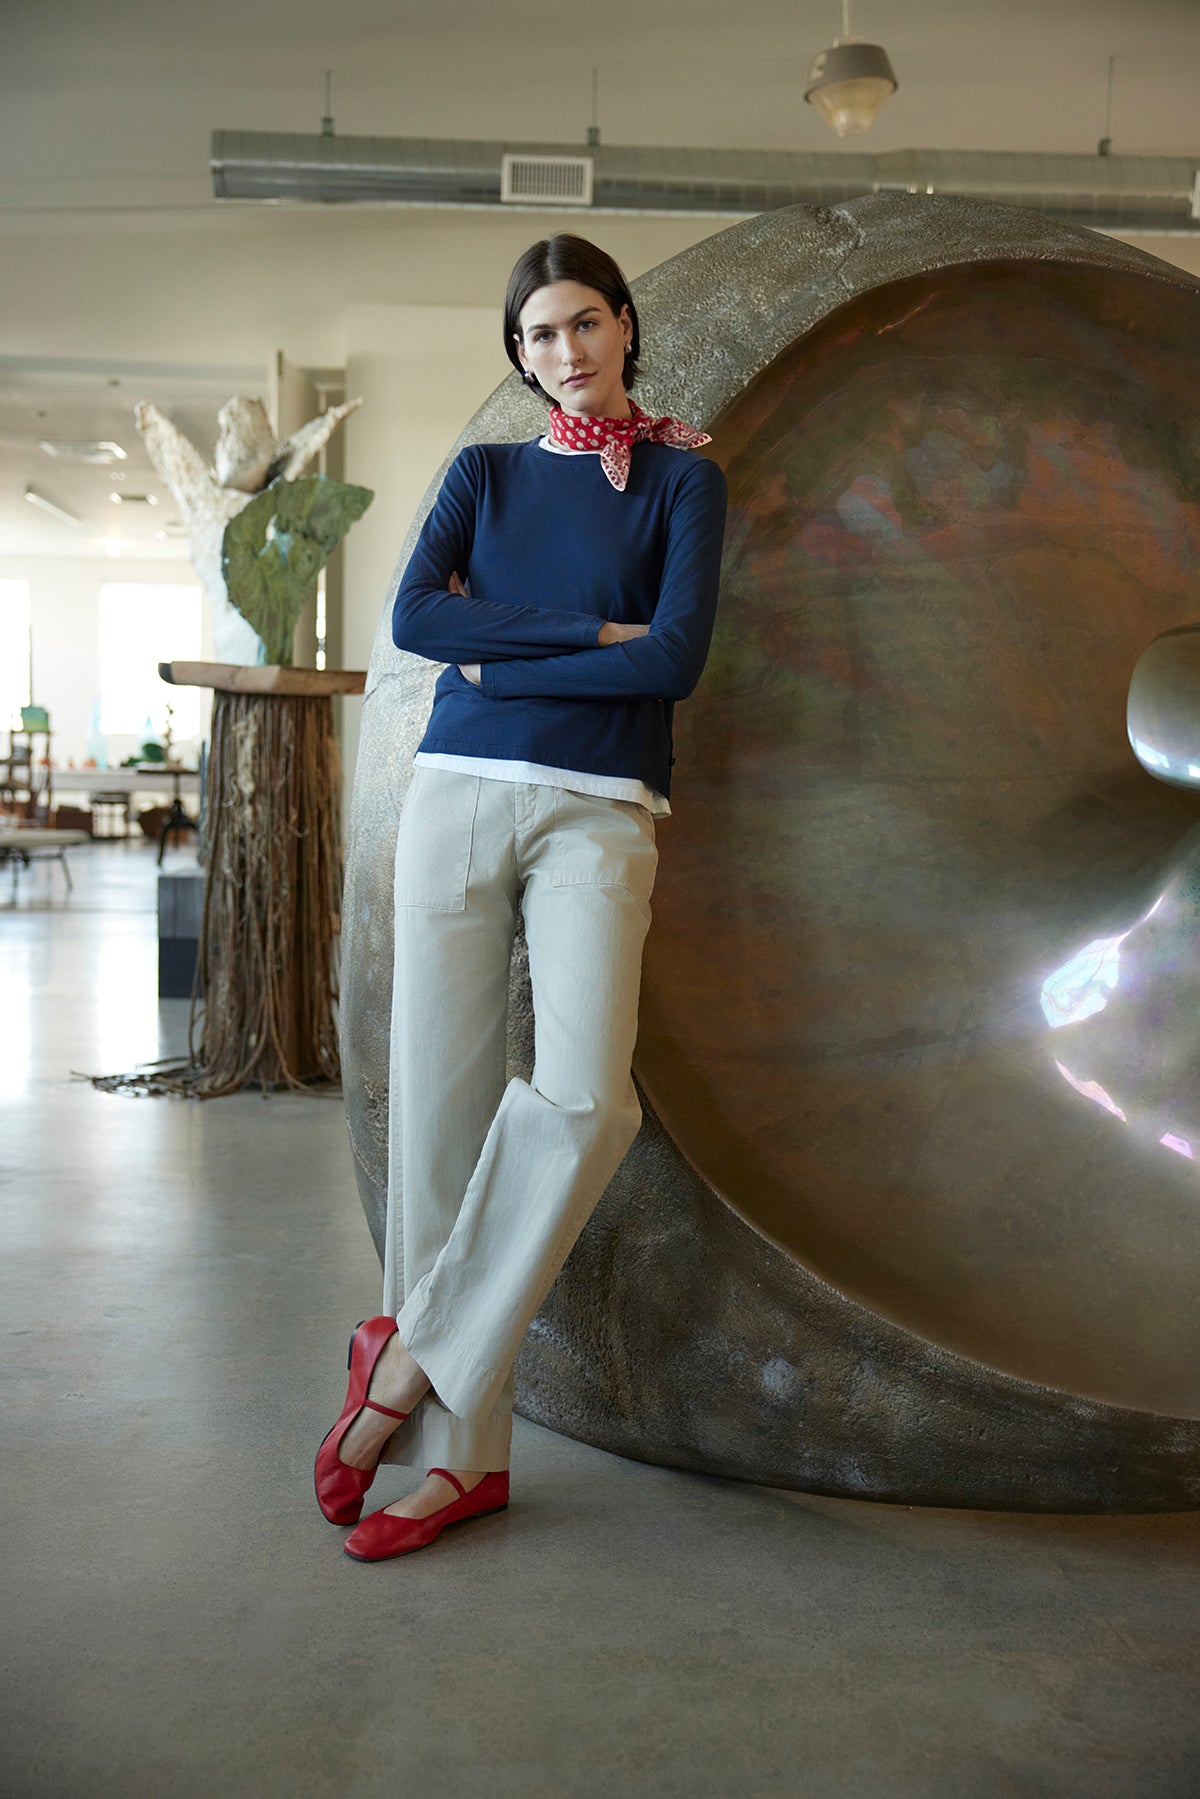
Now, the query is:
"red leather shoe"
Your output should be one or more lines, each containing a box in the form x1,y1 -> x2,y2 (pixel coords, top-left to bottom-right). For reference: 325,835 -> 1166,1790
314,1316 -> 410,1526
343,1468 -> 510,1562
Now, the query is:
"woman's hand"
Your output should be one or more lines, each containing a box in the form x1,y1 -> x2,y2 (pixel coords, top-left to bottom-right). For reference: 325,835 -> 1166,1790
598,621 -> 650,646
447,572 -> 483,683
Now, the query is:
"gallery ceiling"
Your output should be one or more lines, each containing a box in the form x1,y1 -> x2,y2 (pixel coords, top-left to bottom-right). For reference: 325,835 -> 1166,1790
2,0 -> 1198,557
7,0 -> 1200,187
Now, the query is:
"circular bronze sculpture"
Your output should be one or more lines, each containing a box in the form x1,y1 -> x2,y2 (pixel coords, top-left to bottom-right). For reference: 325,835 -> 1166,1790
343,195 -> 1200,1509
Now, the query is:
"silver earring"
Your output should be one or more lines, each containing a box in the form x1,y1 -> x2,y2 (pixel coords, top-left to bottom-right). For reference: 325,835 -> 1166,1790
522,370 -> 535,385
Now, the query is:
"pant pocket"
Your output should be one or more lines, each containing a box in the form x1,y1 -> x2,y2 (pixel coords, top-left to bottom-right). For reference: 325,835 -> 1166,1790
550,790 -> 659,908
394,768 -> 481,911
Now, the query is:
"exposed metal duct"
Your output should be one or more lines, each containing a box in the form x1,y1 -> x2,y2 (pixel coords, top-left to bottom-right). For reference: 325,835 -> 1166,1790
212,132 -> 875,216
211,130 -> 1200,232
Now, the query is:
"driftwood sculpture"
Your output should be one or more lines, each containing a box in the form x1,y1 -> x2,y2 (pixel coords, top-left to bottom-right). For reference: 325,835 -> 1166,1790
91,393 -> 374,1100
135,394 -> 364,663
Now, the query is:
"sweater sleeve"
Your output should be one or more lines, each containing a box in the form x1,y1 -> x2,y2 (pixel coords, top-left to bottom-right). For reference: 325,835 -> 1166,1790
392,447 -> 605,662
478,457 -> 727,703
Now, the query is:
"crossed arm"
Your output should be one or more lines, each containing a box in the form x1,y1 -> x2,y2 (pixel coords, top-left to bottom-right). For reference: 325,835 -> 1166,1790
390,450 -> 726,704
449,574 -> 645,687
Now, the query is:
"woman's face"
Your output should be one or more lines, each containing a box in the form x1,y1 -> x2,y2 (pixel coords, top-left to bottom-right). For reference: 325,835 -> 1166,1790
515,280 -> 632,419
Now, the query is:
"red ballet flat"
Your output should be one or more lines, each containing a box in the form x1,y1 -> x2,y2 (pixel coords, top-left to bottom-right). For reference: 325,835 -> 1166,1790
314,1316 -> 410,1526
343,1468 -> 510,1562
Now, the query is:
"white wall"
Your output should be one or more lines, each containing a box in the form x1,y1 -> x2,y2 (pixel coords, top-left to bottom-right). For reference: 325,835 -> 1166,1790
0,209 -> 728,371
3,552 -> 213,772
340,300 -> 501,811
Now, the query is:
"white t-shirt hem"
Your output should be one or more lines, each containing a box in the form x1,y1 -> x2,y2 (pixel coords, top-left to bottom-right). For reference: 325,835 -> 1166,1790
413,752 -> 671,817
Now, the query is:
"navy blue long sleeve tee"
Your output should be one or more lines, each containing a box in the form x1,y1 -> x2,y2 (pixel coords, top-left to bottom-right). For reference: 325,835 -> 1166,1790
390,439 -> 727,799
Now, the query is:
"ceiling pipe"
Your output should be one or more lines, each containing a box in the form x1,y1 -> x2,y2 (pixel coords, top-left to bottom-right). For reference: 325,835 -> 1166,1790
211,130 -> 1200,233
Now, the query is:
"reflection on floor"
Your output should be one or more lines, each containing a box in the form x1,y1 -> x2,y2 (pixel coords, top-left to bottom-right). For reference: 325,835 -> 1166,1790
2,840 -> 1199,1797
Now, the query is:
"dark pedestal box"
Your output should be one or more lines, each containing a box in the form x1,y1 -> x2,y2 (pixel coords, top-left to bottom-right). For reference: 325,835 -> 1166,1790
157,866 -> 204,999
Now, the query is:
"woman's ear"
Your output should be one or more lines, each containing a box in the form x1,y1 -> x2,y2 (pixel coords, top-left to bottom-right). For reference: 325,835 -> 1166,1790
514,332 -> 528,372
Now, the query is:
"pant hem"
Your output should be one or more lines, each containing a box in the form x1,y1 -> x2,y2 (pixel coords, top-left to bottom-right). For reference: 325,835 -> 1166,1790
379,1393 -> 512,1473
397,1293 -> 511,1424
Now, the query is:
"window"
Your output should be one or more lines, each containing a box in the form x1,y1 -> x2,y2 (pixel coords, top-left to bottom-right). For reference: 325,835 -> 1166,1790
0,580 -> 32,729
98,583 -> 203,739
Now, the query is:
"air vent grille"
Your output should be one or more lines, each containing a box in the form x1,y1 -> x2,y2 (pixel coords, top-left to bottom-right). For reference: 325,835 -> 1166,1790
501,153 -> 593,207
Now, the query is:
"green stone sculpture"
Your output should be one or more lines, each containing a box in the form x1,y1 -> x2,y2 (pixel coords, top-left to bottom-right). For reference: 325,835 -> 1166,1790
136,395 -> 364,666
221,473 -> 374,665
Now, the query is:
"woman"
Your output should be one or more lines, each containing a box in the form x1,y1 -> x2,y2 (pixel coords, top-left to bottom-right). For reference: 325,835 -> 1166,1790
316,233 -> 727,1562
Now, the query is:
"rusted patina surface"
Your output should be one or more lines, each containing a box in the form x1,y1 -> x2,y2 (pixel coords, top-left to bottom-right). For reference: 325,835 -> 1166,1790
640,259 -> 1200,1414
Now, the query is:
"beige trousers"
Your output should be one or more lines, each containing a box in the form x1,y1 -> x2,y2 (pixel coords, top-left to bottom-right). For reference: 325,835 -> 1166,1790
380,767 -> 658,1473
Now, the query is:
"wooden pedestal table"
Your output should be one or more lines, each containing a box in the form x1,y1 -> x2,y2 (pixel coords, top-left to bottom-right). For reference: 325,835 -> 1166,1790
160,660 -> 366,1097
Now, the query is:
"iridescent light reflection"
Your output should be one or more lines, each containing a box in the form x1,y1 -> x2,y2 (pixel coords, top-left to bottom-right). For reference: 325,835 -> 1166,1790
1054,1060 -> 1128,1121
1040,895 -> 1165,1028
1130,736 -> 1171,772
1051,1066 -> 1197,1172
1040,934 -> 1127,1028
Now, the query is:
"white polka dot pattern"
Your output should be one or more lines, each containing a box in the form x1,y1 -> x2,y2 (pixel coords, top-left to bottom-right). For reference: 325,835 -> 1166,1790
547,402 -> 712,491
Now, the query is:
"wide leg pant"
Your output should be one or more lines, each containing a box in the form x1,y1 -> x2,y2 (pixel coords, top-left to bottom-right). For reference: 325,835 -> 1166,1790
379,767 -> 658,1473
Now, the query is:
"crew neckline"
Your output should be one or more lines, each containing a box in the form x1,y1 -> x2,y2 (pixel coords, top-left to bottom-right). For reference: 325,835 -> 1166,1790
537,434 -> 600,457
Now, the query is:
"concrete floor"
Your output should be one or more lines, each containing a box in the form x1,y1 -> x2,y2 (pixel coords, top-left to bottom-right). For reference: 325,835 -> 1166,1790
2,840 -> 1199,1799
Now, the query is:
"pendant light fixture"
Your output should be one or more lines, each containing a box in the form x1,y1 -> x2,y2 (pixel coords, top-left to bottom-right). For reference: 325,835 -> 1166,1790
805,1 -> 898,137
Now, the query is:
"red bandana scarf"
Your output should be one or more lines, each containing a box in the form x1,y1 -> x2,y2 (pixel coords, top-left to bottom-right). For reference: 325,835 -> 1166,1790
547,401 -> 711,492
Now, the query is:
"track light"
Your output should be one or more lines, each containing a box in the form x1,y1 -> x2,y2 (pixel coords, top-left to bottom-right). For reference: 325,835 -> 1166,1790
24,486 -> 82,527
38,440 -> 127,464
806,1 -> 897,137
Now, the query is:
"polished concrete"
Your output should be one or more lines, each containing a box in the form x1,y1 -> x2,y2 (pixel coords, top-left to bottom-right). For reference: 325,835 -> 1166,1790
2,840 -> 1199,1798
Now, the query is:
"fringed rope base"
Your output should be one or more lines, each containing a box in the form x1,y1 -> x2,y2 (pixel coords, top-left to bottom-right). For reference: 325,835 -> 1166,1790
92,687 -> 345,1098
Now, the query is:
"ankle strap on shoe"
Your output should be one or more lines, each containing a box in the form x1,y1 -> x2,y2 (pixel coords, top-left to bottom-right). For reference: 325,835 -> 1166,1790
428,1467 -> 467,1499
364,1400 -> 409,1421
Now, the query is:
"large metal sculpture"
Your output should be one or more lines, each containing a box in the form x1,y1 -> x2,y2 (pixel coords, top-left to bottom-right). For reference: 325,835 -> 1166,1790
342,195 -> 1200,1509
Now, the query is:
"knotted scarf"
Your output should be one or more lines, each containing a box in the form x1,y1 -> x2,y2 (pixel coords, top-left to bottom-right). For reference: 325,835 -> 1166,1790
547,401 -> 711,492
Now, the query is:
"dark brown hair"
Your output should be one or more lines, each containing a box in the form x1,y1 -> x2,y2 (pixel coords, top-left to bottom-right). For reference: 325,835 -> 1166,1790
503,234 -> 641,401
